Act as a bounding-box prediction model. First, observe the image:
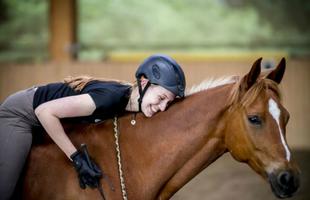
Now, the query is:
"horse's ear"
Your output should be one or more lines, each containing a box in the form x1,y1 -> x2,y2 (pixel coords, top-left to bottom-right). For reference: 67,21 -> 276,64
266,57 -> 286,84
240,57 -> 262,91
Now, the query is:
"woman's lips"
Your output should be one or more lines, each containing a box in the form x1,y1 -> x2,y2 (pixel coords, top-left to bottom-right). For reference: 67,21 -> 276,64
148,105 -> 156,116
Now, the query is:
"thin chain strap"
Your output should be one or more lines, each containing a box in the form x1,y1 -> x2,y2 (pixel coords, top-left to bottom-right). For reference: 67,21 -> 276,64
113,117 -> 128,200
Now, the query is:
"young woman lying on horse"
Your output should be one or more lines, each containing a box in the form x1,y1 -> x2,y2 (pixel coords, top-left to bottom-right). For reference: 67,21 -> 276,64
3,57 -> 300,200
0,54 -> 186,200
22,57 -> 300,200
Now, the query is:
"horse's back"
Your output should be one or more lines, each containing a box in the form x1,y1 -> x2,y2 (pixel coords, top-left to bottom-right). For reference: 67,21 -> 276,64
21,139 -> 75,199
21,121 -> 119,200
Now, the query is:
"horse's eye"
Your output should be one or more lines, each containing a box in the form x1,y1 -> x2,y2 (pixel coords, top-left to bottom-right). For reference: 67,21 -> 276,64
248,115 -> 262,126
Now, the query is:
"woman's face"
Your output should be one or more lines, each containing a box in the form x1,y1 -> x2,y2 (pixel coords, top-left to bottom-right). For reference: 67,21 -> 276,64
141,85 -> 175,117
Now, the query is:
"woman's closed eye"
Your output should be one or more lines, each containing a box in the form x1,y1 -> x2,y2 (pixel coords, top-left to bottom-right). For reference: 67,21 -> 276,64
157,95 -> 165,101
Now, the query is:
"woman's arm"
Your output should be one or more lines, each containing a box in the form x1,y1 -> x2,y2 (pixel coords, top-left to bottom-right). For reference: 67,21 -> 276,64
34,94 -> 96,159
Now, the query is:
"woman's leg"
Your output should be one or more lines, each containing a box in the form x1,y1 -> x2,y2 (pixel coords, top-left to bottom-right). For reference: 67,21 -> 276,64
0,88 -> 37,200
0,118 -> 32,200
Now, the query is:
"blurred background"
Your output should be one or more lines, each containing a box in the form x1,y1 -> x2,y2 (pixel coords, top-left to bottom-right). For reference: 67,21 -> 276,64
0,0 -> 309,199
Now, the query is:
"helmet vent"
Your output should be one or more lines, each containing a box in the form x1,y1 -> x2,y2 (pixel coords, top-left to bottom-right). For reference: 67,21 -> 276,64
152,64 -> 161,79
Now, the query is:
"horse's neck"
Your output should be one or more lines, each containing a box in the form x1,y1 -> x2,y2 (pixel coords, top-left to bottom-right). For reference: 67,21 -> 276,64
157,84 -> 232,198
118,83 -> 233,199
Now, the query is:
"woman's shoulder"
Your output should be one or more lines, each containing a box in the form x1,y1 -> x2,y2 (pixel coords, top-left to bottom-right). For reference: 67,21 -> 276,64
83,80 -> 132,93
38,82 -> 64,88
84,80 -> 132,111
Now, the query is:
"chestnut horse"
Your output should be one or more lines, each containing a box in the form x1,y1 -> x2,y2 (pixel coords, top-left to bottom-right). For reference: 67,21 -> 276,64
20,58 -> 300,199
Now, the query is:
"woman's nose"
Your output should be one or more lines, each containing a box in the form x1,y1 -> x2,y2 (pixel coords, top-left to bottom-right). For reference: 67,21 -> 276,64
159,102 -> 167,111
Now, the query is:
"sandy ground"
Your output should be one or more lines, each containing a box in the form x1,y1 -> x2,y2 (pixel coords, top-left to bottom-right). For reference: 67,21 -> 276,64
171,149 -> 309,200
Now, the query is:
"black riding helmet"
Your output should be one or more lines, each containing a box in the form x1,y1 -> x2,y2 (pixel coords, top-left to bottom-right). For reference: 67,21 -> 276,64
135,54 -> 186,111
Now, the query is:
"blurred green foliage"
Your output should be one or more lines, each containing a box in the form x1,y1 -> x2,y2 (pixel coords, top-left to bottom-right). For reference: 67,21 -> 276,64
0,0 -> 309,62
0,0 -> 48,62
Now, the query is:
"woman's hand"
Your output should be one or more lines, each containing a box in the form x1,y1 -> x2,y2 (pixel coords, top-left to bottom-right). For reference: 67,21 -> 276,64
70,144 -> 102,189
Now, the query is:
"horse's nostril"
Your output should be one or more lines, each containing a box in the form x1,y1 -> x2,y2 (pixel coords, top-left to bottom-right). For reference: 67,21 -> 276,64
277,171 -> 293,187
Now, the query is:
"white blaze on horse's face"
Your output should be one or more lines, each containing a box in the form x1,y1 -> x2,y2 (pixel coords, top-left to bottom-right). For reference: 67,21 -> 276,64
268,98 -> 291,161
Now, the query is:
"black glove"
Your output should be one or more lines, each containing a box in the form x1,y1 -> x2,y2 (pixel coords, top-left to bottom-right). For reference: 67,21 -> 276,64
70,144 -> 102,189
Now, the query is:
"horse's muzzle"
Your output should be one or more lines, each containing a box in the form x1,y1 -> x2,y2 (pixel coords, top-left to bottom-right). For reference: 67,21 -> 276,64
268,169 -> 300,198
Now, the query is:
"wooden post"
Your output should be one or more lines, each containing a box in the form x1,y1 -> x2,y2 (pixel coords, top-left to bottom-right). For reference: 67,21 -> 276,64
49,0 -> 78,62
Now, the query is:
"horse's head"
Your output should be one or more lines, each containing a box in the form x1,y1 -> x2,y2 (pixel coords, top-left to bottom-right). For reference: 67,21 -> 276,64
224,58 -> 300,198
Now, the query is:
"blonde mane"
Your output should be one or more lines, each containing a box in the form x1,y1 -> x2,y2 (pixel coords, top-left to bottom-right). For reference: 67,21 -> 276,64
230,77 -> 281,108
186,75 -> 281,110
186,76 -> 238,96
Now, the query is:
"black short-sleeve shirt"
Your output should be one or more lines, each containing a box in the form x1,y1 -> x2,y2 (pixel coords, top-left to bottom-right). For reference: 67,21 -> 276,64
33,80 -> 132,123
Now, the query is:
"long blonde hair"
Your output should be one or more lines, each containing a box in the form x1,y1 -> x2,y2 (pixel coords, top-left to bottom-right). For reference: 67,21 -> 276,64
64,75 -> 133,92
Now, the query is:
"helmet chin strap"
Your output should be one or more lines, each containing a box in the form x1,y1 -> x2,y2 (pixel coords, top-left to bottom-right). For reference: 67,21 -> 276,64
137,79 -> 151,112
